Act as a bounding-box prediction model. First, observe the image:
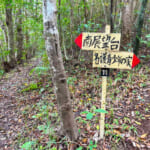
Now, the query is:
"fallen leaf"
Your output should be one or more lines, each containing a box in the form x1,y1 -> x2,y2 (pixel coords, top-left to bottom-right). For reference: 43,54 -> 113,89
18,119 -> 22,123
82,138 -> 87,143
113,129 -> 121,135
140,133 -> 148,139
135,121 -> 141,125
87,124 -> 90,131
145,115 -> 150,118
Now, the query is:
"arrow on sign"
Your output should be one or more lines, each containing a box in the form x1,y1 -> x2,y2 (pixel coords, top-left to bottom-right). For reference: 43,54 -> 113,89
75,33 -> 121,51
132,54 -> 140,68
75,33 -> 82,49
93,51 -> 140,69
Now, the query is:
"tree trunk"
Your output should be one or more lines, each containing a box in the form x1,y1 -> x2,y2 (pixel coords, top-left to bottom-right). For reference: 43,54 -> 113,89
110,0 -> 114,32
83,0 -> 88,24
0,21 -> 8,50
25,0 -> 31,59
121,0 -> 133,49
101,0 -> 107,23
43,0 -> 78,141
5,0 -> 16,67
133,0 -> 148,55
58,0 -> 62,46
16,9 -> 24,64
69,0 -> 74,58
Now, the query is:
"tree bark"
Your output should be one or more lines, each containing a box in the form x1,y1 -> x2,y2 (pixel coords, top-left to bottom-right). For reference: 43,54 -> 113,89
16,8 -> 24,63
121,0 -> 133,49
25,0 -> 31,59
133,0 -> 148,55
0,21 -> 8,50
101,0 -> 107,23
110,0 -> 114,32
69,0 -> 74,58
43,0 -> 78,141
5,0 -> 16,67
58,0 -> 62,45
83,0 -> 88,24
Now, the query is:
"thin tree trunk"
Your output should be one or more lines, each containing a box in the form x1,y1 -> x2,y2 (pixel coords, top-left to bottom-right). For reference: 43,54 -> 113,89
133,0 -> 148,55
0,21 -> 8,50
110,0 -> 114,32
69,0 -> 74,58
83,0 -> 88,24
118,0 -> 123,29
16,8 -> 24,63
5,0 -> 16,67
58,0 -> 62,46
101,0 -> 107,23
43,0 -> 78,141
25,0 -> 31,59
121,0 -> 133,49
0,45 -> 4,62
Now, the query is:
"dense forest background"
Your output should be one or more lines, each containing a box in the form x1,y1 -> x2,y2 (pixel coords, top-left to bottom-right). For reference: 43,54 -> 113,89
0,0 -> 150,149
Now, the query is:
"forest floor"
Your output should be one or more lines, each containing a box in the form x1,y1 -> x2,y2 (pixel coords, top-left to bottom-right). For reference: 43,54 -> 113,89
0,49 -> 150,150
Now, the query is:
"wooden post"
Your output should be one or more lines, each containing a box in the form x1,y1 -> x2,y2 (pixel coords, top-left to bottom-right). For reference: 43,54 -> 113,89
100,25 -> 110,139
74,24 -> 140,139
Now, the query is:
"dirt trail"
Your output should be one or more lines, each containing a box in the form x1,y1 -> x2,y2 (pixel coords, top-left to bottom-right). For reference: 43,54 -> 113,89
0,58 -> 40,150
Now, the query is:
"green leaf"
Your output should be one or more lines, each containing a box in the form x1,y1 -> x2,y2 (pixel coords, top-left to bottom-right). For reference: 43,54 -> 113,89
80,111 -> 89,114
94,109 -> 108,113
21,141 -> 36,149
40,87 -> 45,93
86,112 -> 93,120
76,146 -> 83,150
32,115 -> 37,118
38,125 -> 44,131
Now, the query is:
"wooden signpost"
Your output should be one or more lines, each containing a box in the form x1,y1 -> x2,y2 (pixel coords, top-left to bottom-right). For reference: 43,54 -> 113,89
75,25 -> 140,139
75,31 -> 121,51
93,51 -> 140,69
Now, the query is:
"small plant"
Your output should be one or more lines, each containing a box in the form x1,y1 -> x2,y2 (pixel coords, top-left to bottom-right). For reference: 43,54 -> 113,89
123,117 -> 131,124
80,109 -> 108,120
21,82 -> 39,92
140,83 -> 147,87
0,69 -> 4,77
29,66 -> 49,76
113,118 -> 119,125
42,52 -> 50,67
129,125 -> 137,135
76,116 -> 87,124
87,140 -> 97,150
141,34 -> 150,47
21,140 -> 37,150
38,123 -> 54,135
122,123 -> 129,131
67,76 -> 77,85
